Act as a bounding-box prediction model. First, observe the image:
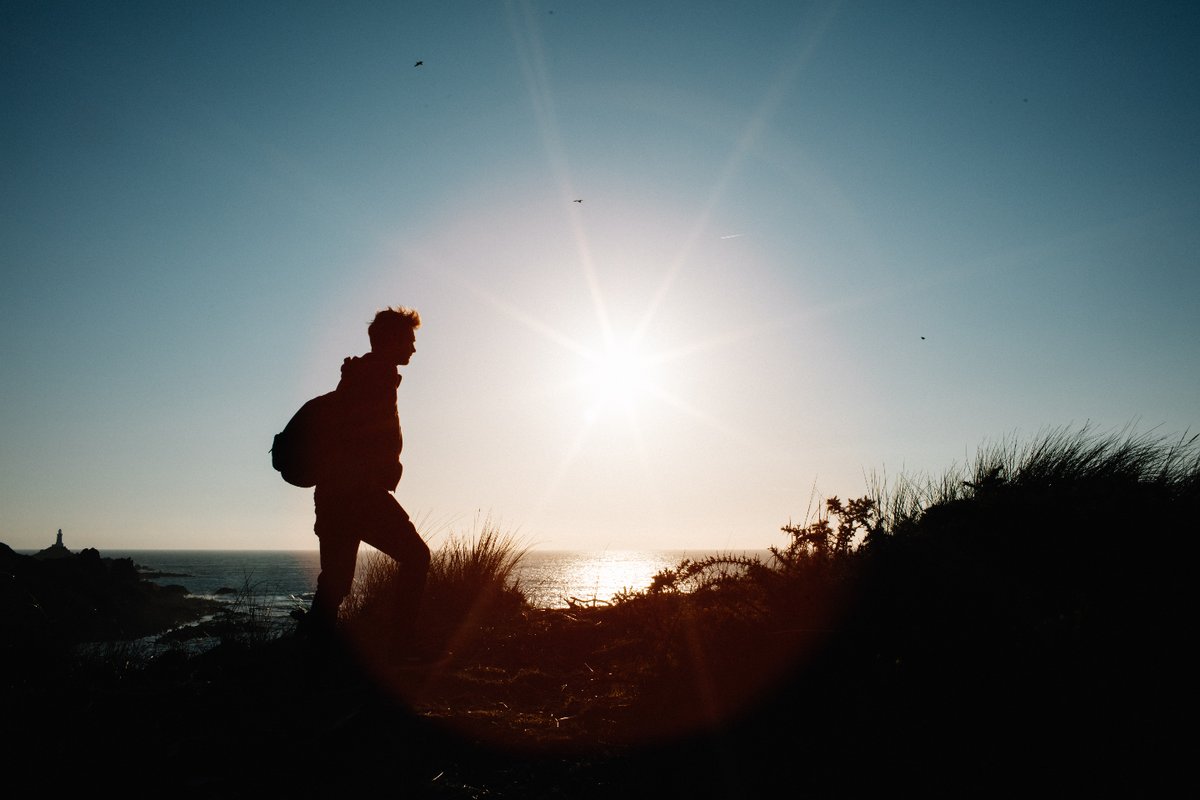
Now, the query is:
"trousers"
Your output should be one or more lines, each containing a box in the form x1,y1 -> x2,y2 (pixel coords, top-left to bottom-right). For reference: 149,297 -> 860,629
311,486 -> 430,634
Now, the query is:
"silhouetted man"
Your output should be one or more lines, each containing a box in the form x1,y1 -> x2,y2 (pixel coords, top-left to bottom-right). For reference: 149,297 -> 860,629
305,306 -> 430,646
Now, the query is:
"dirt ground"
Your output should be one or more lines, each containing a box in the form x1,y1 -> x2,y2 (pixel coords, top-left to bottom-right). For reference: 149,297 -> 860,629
8,605 -> 835,798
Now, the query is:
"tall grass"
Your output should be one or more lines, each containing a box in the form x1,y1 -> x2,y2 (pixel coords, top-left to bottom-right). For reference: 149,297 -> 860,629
343,516 -> 529,649
425,520 -> 528,603
866,423 -> 1199,536
207,576 -> 288,647
612,424 -> 1200,663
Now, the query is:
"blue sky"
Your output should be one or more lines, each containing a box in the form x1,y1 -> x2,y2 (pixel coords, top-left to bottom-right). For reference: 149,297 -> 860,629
2,1 -> 1197,552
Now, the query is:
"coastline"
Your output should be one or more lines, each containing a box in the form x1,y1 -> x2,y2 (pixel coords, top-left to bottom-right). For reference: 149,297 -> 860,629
11,546 -> 775,610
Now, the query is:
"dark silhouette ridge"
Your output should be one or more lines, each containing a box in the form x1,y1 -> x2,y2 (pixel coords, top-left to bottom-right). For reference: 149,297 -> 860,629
4,426 -> 1192,795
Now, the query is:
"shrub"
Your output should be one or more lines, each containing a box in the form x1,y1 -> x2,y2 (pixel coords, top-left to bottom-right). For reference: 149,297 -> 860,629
775,495 -> 880,566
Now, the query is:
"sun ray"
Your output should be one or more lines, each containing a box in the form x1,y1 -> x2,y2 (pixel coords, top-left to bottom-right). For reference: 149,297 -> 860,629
637,5 -> 840,341
441,2 -> 848,531
435,265 -> 590,358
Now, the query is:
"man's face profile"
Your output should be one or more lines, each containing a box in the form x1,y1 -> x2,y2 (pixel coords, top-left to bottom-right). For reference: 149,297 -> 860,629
384,329 -> 416,367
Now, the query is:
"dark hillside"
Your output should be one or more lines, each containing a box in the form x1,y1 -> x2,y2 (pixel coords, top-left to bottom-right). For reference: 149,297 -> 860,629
3,428 -> 1194,796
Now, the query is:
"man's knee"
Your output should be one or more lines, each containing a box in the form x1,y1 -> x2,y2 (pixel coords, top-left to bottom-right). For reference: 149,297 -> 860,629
413,537 -> 431,572
399,516 -> 430,568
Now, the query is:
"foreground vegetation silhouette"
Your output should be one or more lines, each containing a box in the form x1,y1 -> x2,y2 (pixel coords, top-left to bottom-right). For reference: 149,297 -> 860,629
4,425 -> 1194,796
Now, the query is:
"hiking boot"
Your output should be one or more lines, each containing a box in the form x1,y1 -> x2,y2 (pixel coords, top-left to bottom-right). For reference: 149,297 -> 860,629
291,607 -> 337,644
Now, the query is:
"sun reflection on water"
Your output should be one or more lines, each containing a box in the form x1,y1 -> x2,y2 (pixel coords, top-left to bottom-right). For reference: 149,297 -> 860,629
517,549 -> 766,609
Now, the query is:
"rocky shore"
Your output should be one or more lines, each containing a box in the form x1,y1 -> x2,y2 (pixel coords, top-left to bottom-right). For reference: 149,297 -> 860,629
0,540 -> 223,661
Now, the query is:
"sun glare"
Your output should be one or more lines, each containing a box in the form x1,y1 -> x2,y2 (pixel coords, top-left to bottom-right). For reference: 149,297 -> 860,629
578,335 -> 658,419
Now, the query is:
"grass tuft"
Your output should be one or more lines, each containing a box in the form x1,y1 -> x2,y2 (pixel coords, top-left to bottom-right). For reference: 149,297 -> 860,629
343,515 -> 529,652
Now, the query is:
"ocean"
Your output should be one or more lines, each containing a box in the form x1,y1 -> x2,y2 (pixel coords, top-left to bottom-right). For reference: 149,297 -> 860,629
16,546 -> 768,657
79,548 -> 771,613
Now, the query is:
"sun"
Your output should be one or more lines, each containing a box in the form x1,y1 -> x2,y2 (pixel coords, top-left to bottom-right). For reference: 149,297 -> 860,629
576,334 -> 659,420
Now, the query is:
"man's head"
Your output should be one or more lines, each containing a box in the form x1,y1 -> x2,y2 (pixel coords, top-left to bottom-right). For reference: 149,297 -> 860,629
368,306 -> 421,366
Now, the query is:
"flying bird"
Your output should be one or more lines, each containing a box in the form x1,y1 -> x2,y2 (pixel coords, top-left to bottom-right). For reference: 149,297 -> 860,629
414,60 -> 424,67
573,199 -> 582,203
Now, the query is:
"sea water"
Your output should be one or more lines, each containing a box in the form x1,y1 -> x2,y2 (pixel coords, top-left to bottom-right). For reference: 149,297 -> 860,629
94,548 -> 770,611
21,547 -> 768,656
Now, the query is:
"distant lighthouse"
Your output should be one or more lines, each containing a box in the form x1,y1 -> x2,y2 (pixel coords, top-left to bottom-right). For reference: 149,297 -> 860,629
34,528 -> 73,560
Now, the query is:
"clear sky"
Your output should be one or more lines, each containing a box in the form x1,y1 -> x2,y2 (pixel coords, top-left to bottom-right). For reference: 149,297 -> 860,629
3,1 -> 1197,553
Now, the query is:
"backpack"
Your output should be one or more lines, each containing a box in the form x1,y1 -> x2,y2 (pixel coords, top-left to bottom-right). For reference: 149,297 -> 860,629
270,391 -> 343,487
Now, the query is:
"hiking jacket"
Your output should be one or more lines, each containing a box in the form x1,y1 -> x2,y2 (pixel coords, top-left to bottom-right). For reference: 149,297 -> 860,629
327,352 -> 403,491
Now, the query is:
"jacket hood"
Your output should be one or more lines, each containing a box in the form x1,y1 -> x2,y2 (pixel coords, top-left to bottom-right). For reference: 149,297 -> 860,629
340,352 -> 401,385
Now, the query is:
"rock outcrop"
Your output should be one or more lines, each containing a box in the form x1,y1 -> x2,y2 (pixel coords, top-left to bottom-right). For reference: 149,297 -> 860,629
1,539 -> 218,662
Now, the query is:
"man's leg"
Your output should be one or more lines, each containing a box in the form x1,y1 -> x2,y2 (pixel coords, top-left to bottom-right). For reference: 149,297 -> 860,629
311,535 -> 359,632
310,490 -> 361,636
359,493 -> 431,641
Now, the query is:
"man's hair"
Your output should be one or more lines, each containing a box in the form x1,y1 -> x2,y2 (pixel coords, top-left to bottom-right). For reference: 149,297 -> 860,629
368,306 -> 421,349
